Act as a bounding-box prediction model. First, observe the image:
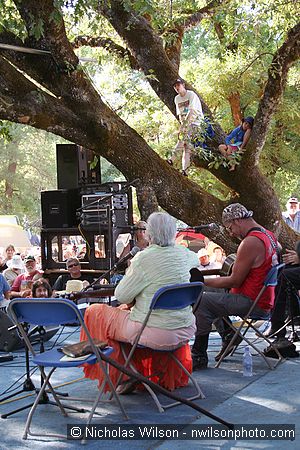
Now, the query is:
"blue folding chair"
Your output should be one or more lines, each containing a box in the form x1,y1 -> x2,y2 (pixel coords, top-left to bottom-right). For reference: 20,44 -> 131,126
118,282 -> 205,412
7,298 -> 128,440
215,264 -> 285,369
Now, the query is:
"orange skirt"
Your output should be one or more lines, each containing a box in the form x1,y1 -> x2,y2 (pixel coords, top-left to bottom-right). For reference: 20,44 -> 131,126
80,304 -> 193,392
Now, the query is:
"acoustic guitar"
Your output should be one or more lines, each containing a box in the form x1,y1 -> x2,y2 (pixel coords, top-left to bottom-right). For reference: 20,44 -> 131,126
219,254 -> 237,276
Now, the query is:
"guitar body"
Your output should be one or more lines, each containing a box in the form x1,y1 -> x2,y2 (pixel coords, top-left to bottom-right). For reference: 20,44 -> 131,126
219,254 -> 237,276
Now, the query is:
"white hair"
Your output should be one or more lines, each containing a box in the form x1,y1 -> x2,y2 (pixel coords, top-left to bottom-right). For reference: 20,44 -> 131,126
146,212 -> 177,247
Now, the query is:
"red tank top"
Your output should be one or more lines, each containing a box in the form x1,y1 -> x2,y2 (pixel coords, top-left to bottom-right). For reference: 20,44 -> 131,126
231,230 -> 278,311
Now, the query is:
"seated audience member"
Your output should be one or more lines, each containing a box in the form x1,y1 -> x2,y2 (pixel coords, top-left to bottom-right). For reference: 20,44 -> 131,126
282,197 -> 300,233
0,254 -> 5,273
10,255 -> 41,298
119,221 -> 149,260
53,257 -> 90,292
112,220 -> 149,284
32,278 -> 53,298
197,248 -> 220,271
0,244 -> 15,272
218,116 -> 254,171
265,247 -> 300,338
212,246 -> 226,269
192,203 -> 279,370
0,273 -> 10,308
3,254 -> 24,287
80,212 -> 199,393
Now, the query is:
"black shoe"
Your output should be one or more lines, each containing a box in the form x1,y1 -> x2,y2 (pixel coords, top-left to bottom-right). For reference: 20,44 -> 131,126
181,169 -> 188,177
192,355 -> 208,370
166,159 -> 173,166
214,333 -> 243,362
264,325 -> 286,339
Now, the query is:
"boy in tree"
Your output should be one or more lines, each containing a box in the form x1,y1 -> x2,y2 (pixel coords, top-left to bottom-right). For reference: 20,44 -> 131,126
167,79 -> 204,176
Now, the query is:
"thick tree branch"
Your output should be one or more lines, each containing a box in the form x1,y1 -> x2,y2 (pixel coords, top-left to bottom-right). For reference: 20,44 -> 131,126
181,0 -> 230,30
73,35 -> 139,70
164,26 -> 184,71
0,56 -> 88,141
163,1 -> 230,69
0,38 -> 226,238
246,22 -> 300,165
98,1 -> 225,139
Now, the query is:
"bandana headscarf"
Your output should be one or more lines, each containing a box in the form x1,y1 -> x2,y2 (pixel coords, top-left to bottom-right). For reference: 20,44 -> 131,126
222,203 -> 253,224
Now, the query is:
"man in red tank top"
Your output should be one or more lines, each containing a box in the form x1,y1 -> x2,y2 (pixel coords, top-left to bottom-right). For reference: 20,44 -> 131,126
192,203 -> 279,370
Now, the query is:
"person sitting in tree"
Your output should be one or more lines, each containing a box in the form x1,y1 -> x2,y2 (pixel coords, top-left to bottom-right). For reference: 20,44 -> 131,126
218,116 -> 254,171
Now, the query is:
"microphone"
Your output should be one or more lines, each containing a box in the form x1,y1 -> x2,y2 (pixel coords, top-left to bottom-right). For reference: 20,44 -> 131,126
114,246 -> 140,268
190,223 -> 219,232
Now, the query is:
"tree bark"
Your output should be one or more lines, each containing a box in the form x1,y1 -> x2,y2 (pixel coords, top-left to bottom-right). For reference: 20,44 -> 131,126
227,91 -> 242,126
0,1 -> 299,251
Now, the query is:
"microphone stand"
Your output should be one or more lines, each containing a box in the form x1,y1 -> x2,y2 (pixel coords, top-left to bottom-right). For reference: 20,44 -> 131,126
1,325 -> 86,418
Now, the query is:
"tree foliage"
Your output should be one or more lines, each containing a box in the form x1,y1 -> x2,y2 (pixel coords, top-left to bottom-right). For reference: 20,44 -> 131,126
0,0 -> 299,251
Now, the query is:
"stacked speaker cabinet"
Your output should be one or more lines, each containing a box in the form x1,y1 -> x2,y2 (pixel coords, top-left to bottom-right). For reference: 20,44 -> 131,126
41,144 -> 133,273
56,144 -> 101,190
41,189 -> 80,228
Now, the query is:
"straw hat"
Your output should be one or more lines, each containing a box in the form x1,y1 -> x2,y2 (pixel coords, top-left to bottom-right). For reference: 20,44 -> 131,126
65,280 -> 84,293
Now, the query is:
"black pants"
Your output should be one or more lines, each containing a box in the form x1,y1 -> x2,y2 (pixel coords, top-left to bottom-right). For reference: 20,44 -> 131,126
271,265 -> 300,327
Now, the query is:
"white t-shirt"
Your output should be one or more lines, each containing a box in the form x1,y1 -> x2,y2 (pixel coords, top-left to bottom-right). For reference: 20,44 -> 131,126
174,90 -> 204,126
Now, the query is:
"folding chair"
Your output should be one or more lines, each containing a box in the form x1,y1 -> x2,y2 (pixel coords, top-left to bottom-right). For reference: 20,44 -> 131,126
118,282 -> 205,413
7,298 -> 128,440
215,264 -> 285,369
274,272 -> 300,341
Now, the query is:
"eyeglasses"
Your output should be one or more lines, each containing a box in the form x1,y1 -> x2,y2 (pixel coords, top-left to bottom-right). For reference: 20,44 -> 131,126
225,223 -> 233,233
67,263 -> 79,269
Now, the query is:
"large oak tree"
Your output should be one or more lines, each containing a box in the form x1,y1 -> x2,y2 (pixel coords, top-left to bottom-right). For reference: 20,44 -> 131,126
0,0 -> 299,251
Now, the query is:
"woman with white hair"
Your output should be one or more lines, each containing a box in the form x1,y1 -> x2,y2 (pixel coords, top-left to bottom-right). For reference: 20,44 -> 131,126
81,212 -> 199,393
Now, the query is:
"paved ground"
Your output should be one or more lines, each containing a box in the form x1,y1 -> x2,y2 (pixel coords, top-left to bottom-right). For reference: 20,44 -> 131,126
0,325 -> 299,449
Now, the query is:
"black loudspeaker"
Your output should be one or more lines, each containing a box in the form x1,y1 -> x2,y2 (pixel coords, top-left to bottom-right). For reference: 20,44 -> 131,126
0,311 -> 59,352
56,144 -> 101,190
0,311 -> 22,352
41,189 -> 80,228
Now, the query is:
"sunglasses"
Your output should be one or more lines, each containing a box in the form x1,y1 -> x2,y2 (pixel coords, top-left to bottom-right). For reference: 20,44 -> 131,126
67,263 -> 79,269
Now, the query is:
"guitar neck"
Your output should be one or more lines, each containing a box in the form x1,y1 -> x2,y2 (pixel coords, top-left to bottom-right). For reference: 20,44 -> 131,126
68,287 -> 115,302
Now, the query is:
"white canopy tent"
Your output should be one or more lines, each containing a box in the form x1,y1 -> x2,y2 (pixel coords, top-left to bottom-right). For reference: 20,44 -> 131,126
0,223 -> 31,249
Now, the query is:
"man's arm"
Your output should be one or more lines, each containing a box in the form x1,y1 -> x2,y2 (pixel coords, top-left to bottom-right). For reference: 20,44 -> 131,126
205,236 -> 265,289
2,277 -> 10,299
53,275 -> 64,291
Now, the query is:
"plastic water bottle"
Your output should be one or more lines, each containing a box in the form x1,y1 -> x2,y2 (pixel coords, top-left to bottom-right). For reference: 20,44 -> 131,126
243,346 -> 253,377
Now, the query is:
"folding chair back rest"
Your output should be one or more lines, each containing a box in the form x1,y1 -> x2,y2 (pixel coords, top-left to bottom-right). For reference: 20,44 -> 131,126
150,282 -> 203,311
264,263 -> 285,288
8,298 -> 83,328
